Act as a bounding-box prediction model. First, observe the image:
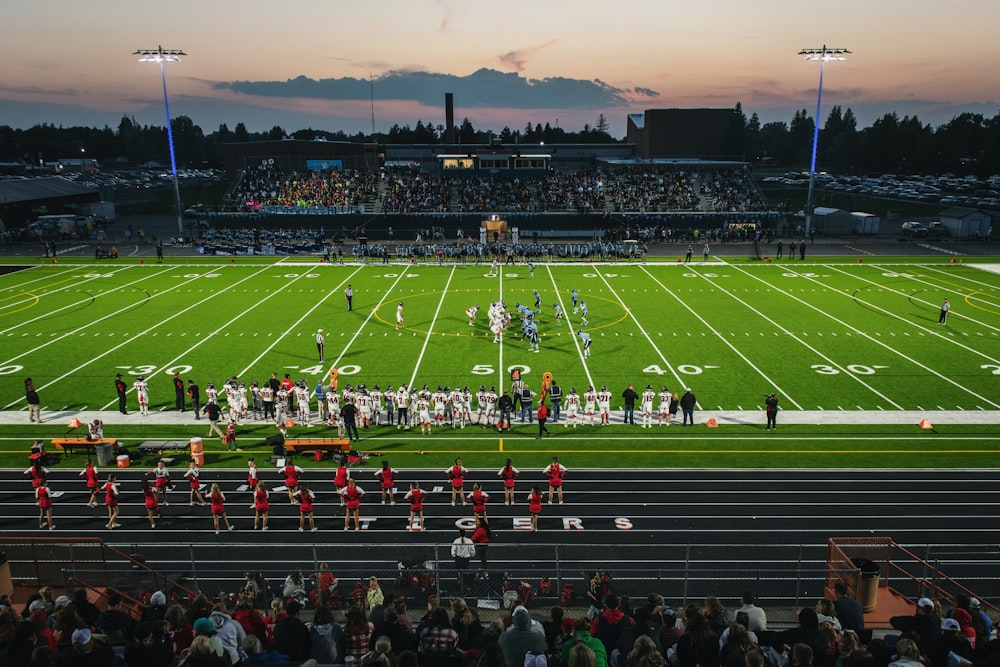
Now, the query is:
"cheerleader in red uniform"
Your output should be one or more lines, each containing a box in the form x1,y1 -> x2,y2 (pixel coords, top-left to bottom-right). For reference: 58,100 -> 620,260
497,458 -> 520,506
295,483 -> 317,532
340,478 -> 365,531
36,479 -> 54,530
104,474 -> 121,529
404,481 -> 426,531
281,456 -> 303,505
333,455 -> 350,506
209,482 -> 234,534
542,456 -> 567,504
471,515 -> 491,566
183,460 -> 207,506
80,458 -> 100,508
149,460 -> 171,506
528,486 -> 543,532
446,457 -> 468,506
24,459 -> 48,490
247,457 -> 259,508
141,477 -> 161,528
375,460 -> 398,505
253,481 -> 270,531
466,483 -> 490,520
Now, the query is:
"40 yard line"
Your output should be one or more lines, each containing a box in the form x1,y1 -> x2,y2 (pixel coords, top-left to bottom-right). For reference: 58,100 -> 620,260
545,265 -> 594,389
408,266 -> 457,389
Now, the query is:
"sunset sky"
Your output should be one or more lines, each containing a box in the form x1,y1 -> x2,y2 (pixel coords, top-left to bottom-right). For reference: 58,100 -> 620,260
1,0 -> 998,139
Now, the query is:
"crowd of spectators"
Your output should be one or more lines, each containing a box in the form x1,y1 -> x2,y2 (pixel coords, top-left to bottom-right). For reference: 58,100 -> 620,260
602,168 -> 701,213
1,574 -> 994,667
228,165 -> 377,215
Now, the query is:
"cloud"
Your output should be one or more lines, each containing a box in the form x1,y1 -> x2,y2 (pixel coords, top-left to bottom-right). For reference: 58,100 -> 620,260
215,67 -> 641,110
498,39 -> 559,73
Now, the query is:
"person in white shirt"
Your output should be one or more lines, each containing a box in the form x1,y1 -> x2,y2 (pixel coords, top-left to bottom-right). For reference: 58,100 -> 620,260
641,385 -> 656,428
736,591 -> 768,632
451,528 -> 476,569
315,328 -> 325,362
564,388 -> 580,427
133,376 -> 150,416
658,386 -> 672,426
583,386 -> 597,426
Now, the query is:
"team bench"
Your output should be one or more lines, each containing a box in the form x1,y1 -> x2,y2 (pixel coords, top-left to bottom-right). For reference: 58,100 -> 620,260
50,438 -> 119,456
283,438 -> 351,453
138,441 -> 191,457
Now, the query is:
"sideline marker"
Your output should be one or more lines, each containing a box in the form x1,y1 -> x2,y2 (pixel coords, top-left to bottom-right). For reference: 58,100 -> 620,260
231,258 -> 236,264
705,417 -> 718,428
857,258 -> 863,263
950,258 -> 956,263
67,418 -> 82,429
140,259 -> 145,264
51,258 -> 57,264
919,419 -> 934,430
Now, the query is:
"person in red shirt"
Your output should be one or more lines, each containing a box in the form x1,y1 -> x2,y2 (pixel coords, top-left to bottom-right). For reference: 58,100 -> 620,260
209,482 -> 234,534
543,457 -> 567,504
141,477 -> 161,528
375,460 -> 398,505
405,481 -> 426,531
104,474 -> 120,529
247,457 -> 260,509
497,458 -> 520,506
24,459 -> 48,489
282,456 -> 303,504
36,478 -> 54,530
253,481 -> 270,531
471,515 -> 491,567
537,401 -> 550,438
296,483 -> 317,532
80,458 -> 100,508
333,455 -> 350,506
466,483 -> 490,520
446,457 -> 468,506
528,486 -> 543,532
340,478 -> 365,531
183,460 -> 207,506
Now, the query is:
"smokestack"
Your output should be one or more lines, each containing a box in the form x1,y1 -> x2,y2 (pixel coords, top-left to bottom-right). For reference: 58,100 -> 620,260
445,92 -> 455,144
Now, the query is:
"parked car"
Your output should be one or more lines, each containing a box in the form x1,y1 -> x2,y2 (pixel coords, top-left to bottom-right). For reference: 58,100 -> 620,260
927,221 -> 950,237
901,221 -> 928,237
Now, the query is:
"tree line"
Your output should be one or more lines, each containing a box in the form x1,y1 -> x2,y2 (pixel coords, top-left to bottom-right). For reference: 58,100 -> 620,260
0,105 -> 998,175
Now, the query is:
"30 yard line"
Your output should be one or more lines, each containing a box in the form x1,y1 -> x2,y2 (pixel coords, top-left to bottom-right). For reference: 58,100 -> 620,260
407,266 -> 457,389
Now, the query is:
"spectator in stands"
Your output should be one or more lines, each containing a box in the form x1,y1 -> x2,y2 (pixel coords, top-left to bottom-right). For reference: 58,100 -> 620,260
208,602 -> 247,666
69,591 -> 99,630
815,600 -> 842,633
926,618 -> 971,667
675,610 -> 719,667
886,638 -> 923,667
371,606 -> 414,654
719,623 -> 752,667
968,597 -> 992,646
57,627 -> 116,667
954,595 -> 987,649
658,607 -> 681,654
833,630 -> 862,667
165,604 -> 194,656
570,643 -> 599,667
233,596 -> 267,649
498,605 -> 546,667
141,591 -> 167,626
615,607 -> 661,667
832,582 -> 864,634
704,597 -> 732,638
736,591 -> 767,633
791,643 -> 817,667
418,606 -> 460,667
242,634 -> 290,667
307,605 -> 342,666
623,635 -> 666,667
592,595 -> 633,658
361,635 -> 394,667
450,599 -> 482,650
273,601 -> 310,664
124,621 -> 174,667
563,615 -> 608,667
772,608 -> 829,667
344,605 -> 374,662
176,634 -> 227,667
96,593 -> 135,645
542,606 -> 566,654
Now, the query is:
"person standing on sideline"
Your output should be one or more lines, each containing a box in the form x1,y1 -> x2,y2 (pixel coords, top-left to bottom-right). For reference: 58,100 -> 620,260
316,329 -> 325,362
134,375 -> 150,416
939,298 -> 950,324
549,380 -> 562,423
543,457 -> 567,504
703,243 -> 710,261
341,399 -> 360,442
451,528 -> 475,570
799,240 -> 806,260
187,380 -> 201,419
621,384 -> 638,425
204,401 -> 226,439
680,388 -> 697,426
115,374 -> 128,414
156,240 -> 163,263
25,379 -> 41,423
685,245 -> 693,263
537,401 -> 550,438
776,240 -> 783,259
81,458 -> 100,507
345,284 -> 353,311
173,372 -> 185,412
765,393 -> 779,431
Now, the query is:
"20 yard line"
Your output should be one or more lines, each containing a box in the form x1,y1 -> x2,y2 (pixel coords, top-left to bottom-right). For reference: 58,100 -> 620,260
407,266 -> 457,389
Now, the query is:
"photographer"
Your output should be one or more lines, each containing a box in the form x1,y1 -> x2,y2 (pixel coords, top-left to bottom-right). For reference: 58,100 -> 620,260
765,394 -> 779,431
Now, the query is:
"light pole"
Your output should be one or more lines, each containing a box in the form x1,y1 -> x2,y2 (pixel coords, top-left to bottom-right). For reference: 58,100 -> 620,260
799,45 -> 849,240
135,46 -> 186,234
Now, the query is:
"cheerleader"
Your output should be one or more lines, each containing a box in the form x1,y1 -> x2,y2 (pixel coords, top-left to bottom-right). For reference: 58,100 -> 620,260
404,481 -> 426,531
183,460 -> 207,506
542,457 -> 567,505
36,479 -> 54,530
328,455 -> 347,506
528,486 -> 542,532
497,458 -> 520,505
247,457 -> 259,508
375,461 -> 397,505
340,478 -> 365,531
253,481 -> 270,531
104,474 -> 121,529
281,456 -> 303,505
295,483 -> 317,532
446,458 -> 468,506
141,478 -> 161,528
209,483 -> 234,534
471,515 -> 491,566
24,459 -> 48,489
466,483 -> 490,520
80,458 -> 100,507
149,460 -> 171,506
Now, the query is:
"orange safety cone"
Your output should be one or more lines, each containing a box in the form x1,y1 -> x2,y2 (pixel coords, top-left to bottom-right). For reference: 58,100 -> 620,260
705,417 -> 718,428
919,419 -> 933,430
857,258 -> 863,263
140,259 -> 145,264
676,258 -> 682,263
231,258 -> 236,264
51,258 -> 57,264
950,258 -> 956,263
285,417 -> 295,428
67,418 -> 82,429
767,258 -> 772,263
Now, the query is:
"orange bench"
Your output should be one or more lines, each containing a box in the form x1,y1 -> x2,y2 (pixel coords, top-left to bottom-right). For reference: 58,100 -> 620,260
51,438 -> 119,456
283,438 -> 351,453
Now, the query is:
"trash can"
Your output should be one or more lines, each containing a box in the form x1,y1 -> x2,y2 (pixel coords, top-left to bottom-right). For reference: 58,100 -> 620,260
852,557 -> 880,612
95,442 -> 114,467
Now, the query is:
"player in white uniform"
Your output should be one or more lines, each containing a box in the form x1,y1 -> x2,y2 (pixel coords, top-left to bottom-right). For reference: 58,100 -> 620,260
579,300 -> 589,326
450,387 -> 464,428
370,385 -> 384,426
564,388 -> 581,427
356,388 -> 372,429
274,387 -> 289,427
658,386 -> 672,426
461,387 -> 473,426
466,305 -> 480,326
597,385 -> 612,425
641,385 -> 656,428
395,302 -> 404,331
416,395 -> 432,434
225,381 -> 241,423
205,382 -> 219,406
295,381 -> 311,426
133,376 -> 150,416
431,387 -> 447,426
236,382 -> 249,420
395,387 -> 410,430
484,387 -> 498,426
577,330 -> 592,359
583,386 -> 597,426
476,386 -> 488,424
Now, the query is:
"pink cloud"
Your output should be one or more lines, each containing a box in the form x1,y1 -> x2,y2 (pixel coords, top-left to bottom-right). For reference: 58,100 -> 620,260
499,39 -> 559,73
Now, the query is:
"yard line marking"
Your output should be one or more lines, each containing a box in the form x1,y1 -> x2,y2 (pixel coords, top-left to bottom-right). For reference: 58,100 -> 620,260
545,265 -> 595,389
639,265 -> 801,410
2,264 -> 277,411
0,265 -> 82,295
0,265 -> 150,336
786,266 -> 1000,408
239,265 -> 364,380
924,264 -> 1000,293
498,262 -> 504,393
589,266 -> 693,405
696,262 -> 905,409
408,266 -> 457,388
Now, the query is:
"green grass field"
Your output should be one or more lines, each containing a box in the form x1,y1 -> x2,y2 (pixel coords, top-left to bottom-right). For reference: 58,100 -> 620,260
2,256 -> 999,469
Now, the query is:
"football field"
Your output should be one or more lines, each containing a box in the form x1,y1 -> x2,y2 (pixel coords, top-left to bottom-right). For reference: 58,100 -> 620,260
2,257 -> 999,468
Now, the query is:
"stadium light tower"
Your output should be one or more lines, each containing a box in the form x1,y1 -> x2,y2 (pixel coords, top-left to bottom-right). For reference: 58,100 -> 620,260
135,46 -> 187,234
799,45 -> 849,241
